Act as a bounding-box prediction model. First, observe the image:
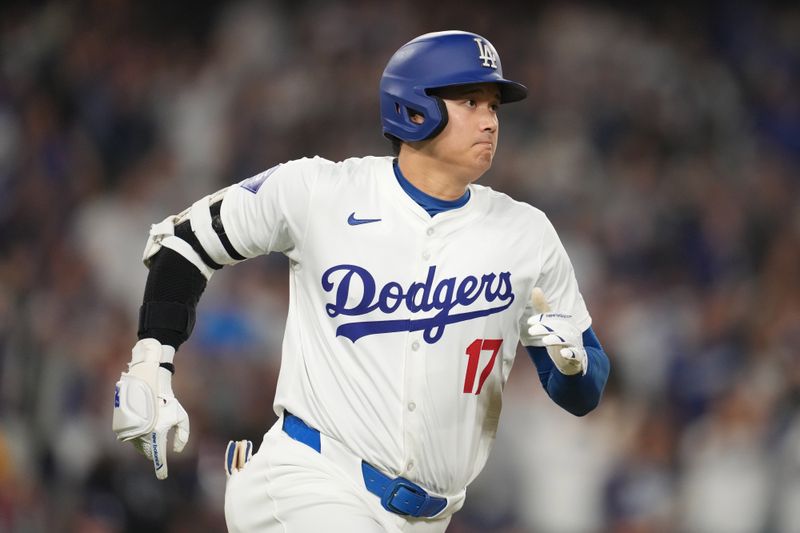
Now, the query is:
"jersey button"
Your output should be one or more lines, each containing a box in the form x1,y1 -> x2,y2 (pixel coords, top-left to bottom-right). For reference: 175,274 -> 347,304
407,461 -> 414,471
426,228 -> 434,236
422,251 -> 430,260
411,341 -> 420,351
408,402 -> 416,411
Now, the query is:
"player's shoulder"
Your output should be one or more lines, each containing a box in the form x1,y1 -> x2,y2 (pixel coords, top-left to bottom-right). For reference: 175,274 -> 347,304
305,156 -> 395,193
471,183 -> 550,225
287,155 -> 392,180
289,154 -> 391,171
245,155 -> 390,186
323,155 -> 393,178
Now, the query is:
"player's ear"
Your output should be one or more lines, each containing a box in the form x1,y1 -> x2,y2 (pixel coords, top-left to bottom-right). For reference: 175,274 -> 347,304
409,111 -> 425,125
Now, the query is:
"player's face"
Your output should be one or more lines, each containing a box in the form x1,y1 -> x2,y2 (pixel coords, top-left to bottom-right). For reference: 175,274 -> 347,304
426,83 -> 501,179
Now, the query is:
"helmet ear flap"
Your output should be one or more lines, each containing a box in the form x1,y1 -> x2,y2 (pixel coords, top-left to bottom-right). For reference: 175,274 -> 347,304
381,91 -> 449,142
421,95 -> 449,141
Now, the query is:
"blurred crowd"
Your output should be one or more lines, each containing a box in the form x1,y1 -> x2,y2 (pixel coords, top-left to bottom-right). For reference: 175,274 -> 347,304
1,1 -> 799,531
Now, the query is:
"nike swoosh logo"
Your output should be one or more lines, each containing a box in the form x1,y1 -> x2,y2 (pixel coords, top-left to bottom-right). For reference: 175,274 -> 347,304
348,212 -> 381,225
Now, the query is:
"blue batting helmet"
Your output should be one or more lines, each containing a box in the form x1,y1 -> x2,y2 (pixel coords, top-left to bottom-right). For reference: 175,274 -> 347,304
380,30 -> 527,142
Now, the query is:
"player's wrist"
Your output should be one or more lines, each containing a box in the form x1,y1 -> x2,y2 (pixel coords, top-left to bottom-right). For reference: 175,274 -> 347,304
159,343 -> 176,374
157,364 -> 176,398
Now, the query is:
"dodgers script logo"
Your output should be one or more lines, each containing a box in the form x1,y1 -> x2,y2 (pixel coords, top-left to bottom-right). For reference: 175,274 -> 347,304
322,264 -> 515,343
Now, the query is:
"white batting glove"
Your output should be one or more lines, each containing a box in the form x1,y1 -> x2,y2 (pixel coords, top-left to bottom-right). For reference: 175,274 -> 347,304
527,288 -> 588,376
113,339 -> 190,480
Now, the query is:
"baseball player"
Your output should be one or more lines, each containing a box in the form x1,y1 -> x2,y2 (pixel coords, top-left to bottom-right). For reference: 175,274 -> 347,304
112,30 -> 610,532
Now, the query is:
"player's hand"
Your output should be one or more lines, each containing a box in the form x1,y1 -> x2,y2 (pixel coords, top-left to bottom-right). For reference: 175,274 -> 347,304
113,339 -> 190,480
527,287 -> 588,376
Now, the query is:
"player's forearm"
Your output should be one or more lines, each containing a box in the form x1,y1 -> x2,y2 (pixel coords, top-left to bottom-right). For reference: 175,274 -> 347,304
543,343 -> 609,416
138,247 -> 207,349
526,327 -> 610,416
137,191 -> 246,350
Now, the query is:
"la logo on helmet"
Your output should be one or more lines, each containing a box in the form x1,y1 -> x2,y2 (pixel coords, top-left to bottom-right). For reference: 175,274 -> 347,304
474,38 -> 497,69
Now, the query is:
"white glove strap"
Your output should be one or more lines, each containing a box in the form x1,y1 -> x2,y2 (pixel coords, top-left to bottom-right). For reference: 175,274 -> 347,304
112,339 -> 163,441
160,344 -> 176,364
113,375 -> 157,441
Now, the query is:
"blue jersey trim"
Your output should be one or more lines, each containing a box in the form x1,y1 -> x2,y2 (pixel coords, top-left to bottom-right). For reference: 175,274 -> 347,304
393,159 -> 470,216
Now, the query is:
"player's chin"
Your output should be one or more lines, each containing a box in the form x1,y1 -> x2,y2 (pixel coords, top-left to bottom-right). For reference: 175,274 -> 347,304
474,150 -> 494,171
473,142 -> 495,160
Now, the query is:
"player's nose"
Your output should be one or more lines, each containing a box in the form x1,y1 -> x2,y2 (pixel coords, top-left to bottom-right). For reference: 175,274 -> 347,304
480,118 -> 497,134
478,107 -> 498,133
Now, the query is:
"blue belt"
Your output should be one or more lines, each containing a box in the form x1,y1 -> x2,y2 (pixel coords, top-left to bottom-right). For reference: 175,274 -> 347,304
282,412 -> 447,518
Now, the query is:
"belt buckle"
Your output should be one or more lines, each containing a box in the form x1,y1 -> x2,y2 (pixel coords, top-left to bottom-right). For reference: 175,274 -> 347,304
381,477 -> 429,517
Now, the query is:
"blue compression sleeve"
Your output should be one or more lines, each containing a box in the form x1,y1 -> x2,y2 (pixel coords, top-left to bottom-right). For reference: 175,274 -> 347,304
525,326 -> 610,416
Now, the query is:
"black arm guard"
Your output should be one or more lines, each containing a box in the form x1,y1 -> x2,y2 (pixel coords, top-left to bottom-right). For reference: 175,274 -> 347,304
138,247 -> 208,349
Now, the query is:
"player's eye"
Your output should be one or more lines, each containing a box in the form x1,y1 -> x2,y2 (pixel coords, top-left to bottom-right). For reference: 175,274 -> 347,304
465,99 -> 477,108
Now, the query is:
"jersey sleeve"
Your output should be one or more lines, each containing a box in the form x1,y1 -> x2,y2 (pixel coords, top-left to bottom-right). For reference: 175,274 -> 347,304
220,158 -> 319,261
519,214 -> 591,346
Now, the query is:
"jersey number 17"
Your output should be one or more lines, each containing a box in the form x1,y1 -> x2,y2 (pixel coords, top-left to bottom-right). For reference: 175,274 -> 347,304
463,339 -> 503,394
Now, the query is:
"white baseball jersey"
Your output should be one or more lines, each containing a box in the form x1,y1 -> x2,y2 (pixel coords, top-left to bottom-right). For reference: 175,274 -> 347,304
202,155 -> 590,498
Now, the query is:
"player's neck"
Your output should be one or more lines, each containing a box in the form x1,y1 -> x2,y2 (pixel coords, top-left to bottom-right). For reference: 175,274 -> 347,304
396,152 -> 476,201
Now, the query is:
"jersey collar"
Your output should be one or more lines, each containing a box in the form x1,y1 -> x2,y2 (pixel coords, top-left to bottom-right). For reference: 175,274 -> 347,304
392,159 -> 471,217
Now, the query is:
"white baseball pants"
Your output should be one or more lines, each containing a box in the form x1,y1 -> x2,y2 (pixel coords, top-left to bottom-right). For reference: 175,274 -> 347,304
224,420 -> 452,533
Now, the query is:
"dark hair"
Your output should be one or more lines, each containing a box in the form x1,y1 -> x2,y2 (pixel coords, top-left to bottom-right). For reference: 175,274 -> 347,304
389,137 -> 402,157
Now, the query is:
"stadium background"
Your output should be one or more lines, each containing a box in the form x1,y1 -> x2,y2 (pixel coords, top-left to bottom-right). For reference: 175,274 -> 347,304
1,1 -> 799,531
